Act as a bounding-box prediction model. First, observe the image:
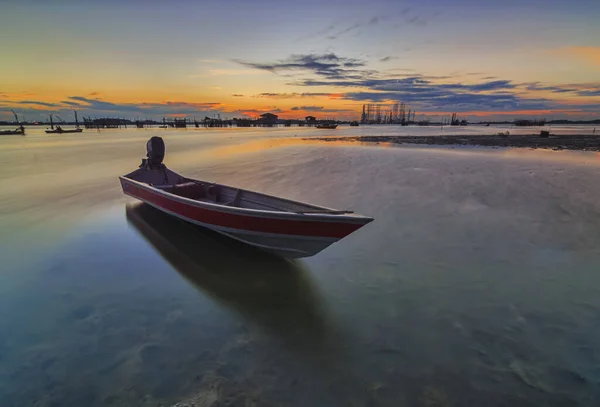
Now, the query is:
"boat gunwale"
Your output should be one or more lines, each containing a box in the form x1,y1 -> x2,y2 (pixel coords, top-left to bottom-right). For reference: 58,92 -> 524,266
120,175 -> 373,224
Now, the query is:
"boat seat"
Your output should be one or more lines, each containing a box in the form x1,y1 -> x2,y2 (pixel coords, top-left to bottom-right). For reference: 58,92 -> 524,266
166,182 -> 205,199
224,189 -> 243,207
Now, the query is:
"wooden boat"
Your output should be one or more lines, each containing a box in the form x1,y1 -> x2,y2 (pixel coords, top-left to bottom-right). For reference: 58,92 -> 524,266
0,126 -> 25,135
349,121 -> 359,127
1,110 -> 25,135
45,111 -> 83,134
45,125 -> 83,134
316,123 -> 338,129
120,137 -> 373,258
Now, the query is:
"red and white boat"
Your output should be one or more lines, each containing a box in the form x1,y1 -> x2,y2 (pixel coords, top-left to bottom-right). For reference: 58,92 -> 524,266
120,137 -> 373,258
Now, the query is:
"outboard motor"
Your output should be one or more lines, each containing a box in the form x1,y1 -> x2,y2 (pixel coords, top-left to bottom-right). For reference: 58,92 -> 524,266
141,136 -> 165,168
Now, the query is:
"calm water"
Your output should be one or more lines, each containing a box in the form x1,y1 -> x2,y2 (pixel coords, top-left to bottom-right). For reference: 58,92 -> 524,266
1,126 -> 600,406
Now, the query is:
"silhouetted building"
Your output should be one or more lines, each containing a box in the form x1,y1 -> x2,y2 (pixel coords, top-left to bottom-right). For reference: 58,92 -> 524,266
259,113 -> 278,126
305,116 -> 317,126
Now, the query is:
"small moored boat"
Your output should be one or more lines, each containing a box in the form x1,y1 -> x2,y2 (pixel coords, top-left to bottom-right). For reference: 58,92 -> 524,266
45,111 -> 83,134
1,110 -> 25,135
120,137 -> 373,258
315,122 -> 338,129
0,126 -> 25,136
45,125 -> 83,134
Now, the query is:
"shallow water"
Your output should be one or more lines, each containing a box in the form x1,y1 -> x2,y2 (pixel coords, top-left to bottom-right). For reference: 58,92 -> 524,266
1,127 -> 600,406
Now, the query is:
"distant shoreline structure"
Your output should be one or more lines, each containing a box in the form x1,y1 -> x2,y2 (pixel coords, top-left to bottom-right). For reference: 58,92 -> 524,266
1,118 -> 599,127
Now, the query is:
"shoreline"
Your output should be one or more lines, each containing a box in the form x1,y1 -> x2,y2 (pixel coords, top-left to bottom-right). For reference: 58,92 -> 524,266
305,134 -> 600,151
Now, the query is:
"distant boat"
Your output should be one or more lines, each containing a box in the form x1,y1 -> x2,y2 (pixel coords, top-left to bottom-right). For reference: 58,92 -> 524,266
349,121 -> 359,127
45,124 -> 83,134
1,110 -> 25,135
316,123 -> 338,129
0,126 -> 24,136
45,111 -> 83,134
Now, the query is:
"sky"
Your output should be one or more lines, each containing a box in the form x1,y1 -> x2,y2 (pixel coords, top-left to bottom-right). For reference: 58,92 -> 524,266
1,0 -> 599,122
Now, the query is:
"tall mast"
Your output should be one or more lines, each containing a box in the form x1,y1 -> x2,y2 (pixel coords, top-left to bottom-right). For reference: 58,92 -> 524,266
50,114 -> 54,129
10,109 -> 20,124
74,110 -> 79,128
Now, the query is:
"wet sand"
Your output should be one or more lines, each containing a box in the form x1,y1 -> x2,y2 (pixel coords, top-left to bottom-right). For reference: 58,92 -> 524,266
307,133 -> 600,151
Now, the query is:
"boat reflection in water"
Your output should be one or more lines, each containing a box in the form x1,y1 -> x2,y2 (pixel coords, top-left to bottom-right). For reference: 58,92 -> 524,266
125,203 -> 339,355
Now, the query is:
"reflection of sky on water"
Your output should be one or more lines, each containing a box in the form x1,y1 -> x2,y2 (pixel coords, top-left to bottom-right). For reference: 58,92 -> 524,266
2,128 -> 600,406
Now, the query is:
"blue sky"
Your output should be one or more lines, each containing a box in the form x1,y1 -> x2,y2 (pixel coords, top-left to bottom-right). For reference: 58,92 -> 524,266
1,0 -> 599,121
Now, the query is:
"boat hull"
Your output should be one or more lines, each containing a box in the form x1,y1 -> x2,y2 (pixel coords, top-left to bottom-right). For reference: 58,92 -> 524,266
0,129 -> 24,135
45,129 -> 83,134
120,177 -> 371,258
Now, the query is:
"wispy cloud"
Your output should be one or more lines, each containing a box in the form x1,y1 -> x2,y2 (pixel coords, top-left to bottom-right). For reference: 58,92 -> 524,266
15,100 -> 60,107
325,9 -> 427,41
291,105 -> 324,111
234,108 -> 283,117
255,92 -> 333,99
190,68 -> 265,78
291,73 -> 590,112
294,23 -> 336,42
61,100 -> 86,107
525,82 -> 600,97
236,53 -> 372,80
2,96 -> 230,120
232,94 -> 244,97
297,77 -> 517,93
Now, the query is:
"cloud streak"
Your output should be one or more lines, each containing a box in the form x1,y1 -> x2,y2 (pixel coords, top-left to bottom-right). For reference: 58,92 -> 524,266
236,53 -> 372,80
255,92 -> 334,99
325,9 -> 427,40
525,82 -> 600,97
291,106 -> 324,111
1,96 -> 232,120
292,73 -> 598,113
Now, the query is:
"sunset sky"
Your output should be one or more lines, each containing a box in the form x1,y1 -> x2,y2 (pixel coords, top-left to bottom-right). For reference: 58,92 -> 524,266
1,0 -> 599,121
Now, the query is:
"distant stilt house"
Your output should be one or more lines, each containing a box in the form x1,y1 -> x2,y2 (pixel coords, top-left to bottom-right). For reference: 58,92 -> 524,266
515,119 -> 546,127
305,116 -> 317,126
174,118 -> 187,128
83,117 -> 130,129
259,113 -> 278,127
